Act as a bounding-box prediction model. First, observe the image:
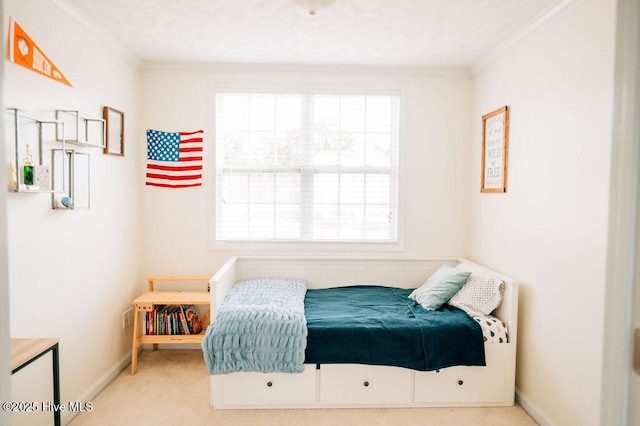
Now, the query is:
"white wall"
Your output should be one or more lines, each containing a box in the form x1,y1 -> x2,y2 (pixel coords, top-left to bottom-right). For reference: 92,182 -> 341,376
468,0 -> 616,424
0,1 -> 12,424
4,0 -> 141,423
139,66 -> 472,276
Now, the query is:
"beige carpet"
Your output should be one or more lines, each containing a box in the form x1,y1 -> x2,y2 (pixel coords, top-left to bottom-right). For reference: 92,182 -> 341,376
69,350 -> 538,426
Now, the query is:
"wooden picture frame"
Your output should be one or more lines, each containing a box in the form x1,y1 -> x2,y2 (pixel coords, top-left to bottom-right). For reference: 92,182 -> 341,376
103,106 -> 125,156
481,106 -> 509,193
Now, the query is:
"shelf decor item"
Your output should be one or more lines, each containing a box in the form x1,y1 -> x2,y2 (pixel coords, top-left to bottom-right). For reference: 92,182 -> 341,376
481,106 -> 509,193
103,106 -> 125,156
8,161 -> 17,186
34,165 -> 51,191
23,144 -> 34,187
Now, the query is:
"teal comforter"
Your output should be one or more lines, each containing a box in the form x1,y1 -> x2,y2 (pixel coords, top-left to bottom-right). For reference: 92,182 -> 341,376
304,286 -> 486,371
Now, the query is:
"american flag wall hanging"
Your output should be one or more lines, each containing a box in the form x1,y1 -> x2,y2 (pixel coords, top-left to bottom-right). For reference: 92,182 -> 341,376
146,129 -> 203,188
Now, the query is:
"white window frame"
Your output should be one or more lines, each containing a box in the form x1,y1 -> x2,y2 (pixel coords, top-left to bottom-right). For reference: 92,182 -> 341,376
209,85 -> 405,252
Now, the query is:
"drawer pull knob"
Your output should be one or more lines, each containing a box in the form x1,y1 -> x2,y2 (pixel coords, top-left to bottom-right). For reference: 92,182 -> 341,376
458,380 -> 464,386
267,381 -> 273,387
363,381 -> 370,387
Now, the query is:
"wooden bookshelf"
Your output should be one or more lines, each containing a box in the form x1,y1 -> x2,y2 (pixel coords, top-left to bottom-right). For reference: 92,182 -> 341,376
130,276 -> 210,375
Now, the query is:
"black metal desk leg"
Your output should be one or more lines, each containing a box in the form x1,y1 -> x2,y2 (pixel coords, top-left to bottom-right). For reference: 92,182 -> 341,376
52,343 -> 61,426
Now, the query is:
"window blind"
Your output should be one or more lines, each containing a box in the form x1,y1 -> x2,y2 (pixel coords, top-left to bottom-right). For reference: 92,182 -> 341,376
214,91 -> 399,243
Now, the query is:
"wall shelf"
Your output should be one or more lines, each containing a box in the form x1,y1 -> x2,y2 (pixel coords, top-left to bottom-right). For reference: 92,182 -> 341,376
55,110 -> 105,149
51,149 -> 90,210
5,108 -> 66,194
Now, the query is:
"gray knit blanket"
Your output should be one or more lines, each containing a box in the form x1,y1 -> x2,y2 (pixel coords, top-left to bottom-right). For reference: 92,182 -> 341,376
201,278 -> 308,374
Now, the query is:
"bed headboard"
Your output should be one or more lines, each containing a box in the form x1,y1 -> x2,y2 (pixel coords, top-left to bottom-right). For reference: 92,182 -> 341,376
236,256 -> 457,289
209,256 -> 519,344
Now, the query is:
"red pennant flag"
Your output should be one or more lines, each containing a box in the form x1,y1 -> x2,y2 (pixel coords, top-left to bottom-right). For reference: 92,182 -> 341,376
8,17 -> 72,87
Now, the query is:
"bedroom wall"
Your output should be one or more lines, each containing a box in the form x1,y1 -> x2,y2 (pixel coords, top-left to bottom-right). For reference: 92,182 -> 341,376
0,2 -> 11,424
4,0 -> 142,423
468,0 -> 616,425
139,66 -> 472,277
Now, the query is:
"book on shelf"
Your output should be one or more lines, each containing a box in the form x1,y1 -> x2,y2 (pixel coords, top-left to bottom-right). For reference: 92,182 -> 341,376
184,305 -> 202,334
143,304 -> 202,335
179,305 -> 190,335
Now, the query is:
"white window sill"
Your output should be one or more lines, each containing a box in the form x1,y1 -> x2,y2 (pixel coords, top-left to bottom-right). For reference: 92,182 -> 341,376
209,240 -> 404,253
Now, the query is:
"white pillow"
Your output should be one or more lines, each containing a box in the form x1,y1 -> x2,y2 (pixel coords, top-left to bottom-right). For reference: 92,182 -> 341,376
448,264 -> 504,316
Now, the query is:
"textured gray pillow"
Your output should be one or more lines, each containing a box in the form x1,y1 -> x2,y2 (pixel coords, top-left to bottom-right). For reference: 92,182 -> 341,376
449,264 -> 504,316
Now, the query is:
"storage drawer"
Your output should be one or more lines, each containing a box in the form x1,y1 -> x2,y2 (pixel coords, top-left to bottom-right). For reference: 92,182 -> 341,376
320,364 -> 412,405
222,365 -> 317,406
414,363 -> 505,403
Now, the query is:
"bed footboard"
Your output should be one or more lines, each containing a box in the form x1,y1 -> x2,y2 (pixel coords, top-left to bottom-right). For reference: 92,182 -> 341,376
208,256 -> 239,408
208,256 -> 238,321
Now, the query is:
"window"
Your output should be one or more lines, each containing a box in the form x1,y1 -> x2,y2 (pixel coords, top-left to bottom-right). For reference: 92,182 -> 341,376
214,91 -> 400,245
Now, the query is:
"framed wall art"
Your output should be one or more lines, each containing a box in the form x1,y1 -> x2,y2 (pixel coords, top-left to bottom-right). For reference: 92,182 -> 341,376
103,106 -> 125,156
481,106 -> 509,193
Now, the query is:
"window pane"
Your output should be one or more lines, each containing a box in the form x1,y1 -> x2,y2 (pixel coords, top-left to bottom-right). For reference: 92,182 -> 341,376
249,173 -> 274,203
276,95 -> 303,132
249,132 -> 275,166
275,131 -> 301,166
249,204 -> 274,238
219,204 -> 248,239
312,96 -> 339,131
314,174 -> 339,204
365,205 -> 390,240
219,131 -> 249,167
275,204 -> 300,238
340,174 -> 364,204
312,131 -> 340,166
218,94 -> 249,130
313,204 -> 339,240
340,133 -> 365,166
366,174 -> 390,204
250,94 -> 275,131
340,96 -> 365,132
366,133 -> 391,167
366,96 -> 392,132
275,174 -> 300,203
339,205 -> 365,239
275,95 -> 303,166
220,173 -> 248,202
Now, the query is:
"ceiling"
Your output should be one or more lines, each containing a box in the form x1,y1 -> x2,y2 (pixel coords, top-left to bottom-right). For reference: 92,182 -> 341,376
62,0 -> 562,67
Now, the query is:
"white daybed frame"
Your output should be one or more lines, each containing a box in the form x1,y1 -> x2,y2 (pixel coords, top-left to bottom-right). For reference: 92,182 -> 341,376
208,256 -> 518,409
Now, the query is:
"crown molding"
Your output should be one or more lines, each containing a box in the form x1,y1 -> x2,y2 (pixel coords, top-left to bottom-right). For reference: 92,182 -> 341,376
141,61 -> 472,79
471,0 -> 585,76
42,0 -> 579,78
40,0 -> 143,68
